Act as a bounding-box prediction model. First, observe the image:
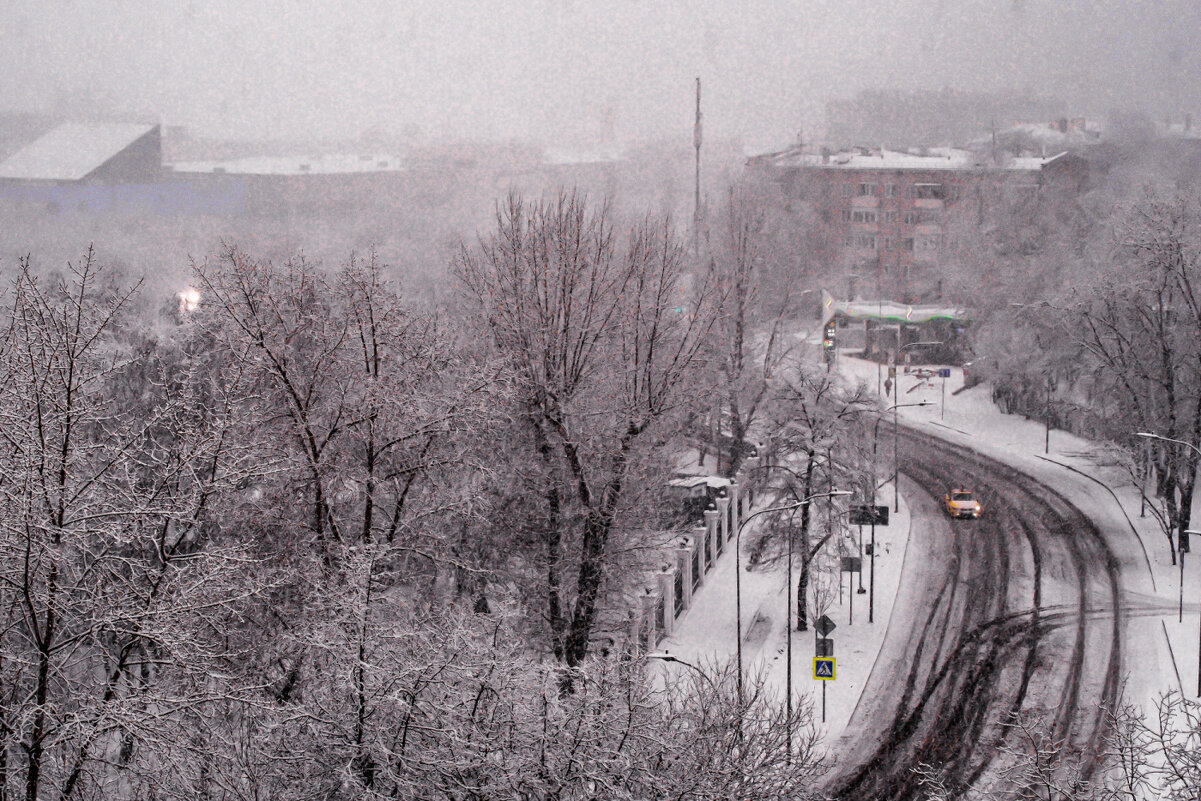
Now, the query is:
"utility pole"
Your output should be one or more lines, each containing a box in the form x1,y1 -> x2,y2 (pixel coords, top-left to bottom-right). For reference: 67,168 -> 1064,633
693,77 -> 702,256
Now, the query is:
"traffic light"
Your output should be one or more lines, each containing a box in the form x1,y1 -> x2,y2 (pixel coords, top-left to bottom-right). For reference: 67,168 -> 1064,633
822,321 -> 836,350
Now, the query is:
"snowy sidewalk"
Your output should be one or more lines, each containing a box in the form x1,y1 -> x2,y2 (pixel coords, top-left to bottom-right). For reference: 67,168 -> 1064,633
657,475 -> 914,745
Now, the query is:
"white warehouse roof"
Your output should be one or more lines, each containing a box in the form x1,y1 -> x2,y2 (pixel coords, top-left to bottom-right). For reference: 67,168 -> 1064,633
0,123 -> 157,181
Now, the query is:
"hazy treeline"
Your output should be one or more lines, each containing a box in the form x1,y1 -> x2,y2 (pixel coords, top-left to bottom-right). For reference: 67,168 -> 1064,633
951,135 -> 1201,564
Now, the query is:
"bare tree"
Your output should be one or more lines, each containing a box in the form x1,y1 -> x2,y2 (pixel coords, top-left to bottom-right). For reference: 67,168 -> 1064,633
749,359 -> 872,631
703,180 -> 802,477
192,246 -> 503,792
455,191 -> 717,669
0,251 -> 260,800
1062,191 -> 1201,562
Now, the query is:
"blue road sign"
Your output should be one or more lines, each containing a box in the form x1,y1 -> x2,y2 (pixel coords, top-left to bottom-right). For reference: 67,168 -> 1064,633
813,657 -> 836,680
938,368 -> 952,378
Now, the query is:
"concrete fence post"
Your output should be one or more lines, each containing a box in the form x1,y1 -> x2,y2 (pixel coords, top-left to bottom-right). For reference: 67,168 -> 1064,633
628,608 -> 642,653
691,525 -> 706,586
729,479 -> 741,540
717,494 -> 730,546
641,589 -> 657,646
703,508 -> 719,571
676,539 -> 694,610
657,567 -> 675,636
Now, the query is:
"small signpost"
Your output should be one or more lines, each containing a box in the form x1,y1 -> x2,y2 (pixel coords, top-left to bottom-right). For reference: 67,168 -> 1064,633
848,505 -> 889,526
938,367 -> 952,419
849,505 -> 888,624
813,616 -> 836,721
840,557 -> 862,622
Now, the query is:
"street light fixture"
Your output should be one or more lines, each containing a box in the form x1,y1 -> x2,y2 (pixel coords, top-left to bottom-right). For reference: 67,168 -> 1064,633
1135,431 -> 1201,697
645,652 -> 717,691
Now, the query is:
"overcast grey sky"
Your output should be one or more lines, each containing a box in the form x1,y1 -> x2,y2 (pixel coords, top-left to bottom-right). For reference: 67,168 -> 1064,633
3,0 -> 1198,150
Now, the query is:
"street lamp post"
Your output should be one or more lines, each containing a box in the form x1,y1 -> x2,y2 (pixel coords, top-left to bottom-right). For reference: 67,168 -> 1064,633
873,402 -> 932,622
1136,431 -> 1201,697
892,341 -> 942,512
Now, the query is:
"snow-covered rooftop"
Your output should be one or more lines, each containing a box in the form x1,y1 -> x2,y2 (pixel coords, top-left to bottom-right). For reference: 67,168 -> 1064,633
1007,151 -> 1073,171
753,145 -> 1069,173
169,153 -> 404,176
0,123 -> 157,181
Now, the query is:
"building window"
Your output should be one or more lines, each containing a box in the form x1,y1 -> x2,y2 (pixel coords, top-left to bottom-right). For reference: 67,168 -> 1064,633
913,183 -> 945,199
852,209 -> 877,223
881,210 -> 898,223
842,235 -> 854,247
915,234 -> 943,252
854,234 -> 877,250
856,182 -> 877,197
841,209 -> 852,222
902,238 -> 915,252
882,237 -> 895,250
905,209 -> 942,225
841,184 -> 853,197
885,184 -> 897,198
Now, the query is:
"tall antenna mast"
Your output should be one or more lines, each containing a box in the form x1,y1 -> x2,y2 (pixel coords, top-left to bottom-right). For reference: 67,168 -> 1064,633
693,77 -> 702,255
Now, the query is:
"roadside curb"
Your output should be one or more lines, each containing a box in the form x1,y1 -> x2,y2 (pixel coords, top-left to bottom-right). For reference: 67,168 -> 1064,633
929,421 -> 971,436
836,476 -> 916,740
1034,454 -> 1157,593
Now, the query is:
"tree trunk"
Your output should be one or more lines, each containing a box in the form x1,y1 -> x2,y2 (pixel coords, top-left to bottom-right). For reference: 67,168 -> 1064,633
24,556 -> 58,801
564,510 -> 614,667
794,456 -> 816,631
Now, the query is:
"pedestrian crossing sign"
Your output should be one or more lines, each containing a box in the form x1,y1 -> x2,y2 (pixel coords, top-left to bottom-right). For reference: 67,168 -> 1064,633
813,657 -> 836,680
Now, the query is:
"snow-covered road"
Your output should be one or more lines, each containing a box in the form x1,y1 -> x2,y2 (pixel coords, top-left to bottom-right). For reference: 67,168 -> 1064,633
659,349 -> 1195,797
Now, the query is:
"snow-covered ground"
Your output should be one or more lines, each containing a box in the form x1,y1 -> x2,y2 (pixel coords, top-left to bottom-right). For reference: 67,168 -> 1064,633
657,469 -> 912,740
659,348 -> 1198,760
842,353 -> 1198,724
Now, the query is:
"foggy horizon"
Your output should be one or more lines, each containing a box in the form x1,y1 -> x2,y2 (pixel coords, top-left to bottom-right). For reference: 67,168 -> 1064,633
4,0 -> 1200,152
